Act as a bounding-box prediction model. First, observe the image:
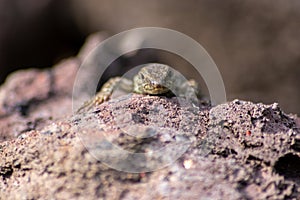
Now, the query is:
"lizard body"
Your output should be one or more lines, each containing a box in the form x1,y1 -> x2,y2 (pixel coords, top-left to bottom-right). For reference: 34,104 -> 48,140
76,63 -> 199,113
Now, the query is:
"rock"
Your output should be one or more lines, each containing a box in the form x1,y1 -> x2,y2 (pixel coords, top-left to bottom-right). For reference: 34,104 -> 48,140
0,91 -> 299,199
0,58 -> 80,140
0,69 -> 52,115
0,32 -> 109,141
0,32 -> 299,199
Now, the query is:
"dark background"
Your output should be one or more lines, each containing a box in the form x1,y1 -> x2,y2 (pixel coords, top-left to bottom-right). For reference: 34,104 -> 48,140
0,0 -> 299,114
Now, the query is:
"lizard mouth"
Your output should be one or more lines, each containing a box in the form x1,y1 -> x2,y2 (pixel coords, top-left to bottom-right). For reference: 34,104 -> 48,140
143,84 -> 169,94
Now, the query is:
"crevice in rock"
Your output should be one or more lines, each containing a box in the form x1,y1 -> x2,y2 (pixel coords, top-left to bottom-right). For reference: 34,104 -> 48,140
0,166 -> 13,179
274,153 -> 300,181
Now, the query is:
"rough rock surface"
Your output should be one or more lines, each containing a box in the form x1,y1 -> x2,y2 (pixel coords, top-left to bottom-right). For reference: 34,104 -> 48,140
0,58 -> 79,141
0,34 -> 300,200
0,91 -> 299,199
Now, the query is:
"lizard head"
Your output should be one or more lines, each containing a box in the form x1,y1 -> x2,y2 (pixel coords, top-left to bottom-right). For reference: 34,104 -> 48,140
133,64 -> 174,94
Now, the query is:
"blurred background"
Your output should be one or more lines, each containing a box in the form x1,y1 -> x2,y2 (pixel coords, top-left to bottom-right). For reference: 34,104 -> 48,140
0,0 -> 299,114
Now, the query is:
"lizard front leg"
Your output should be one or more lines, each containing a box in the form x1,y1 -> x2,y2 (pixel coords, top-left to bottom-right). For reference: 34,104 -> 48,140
76,77 -> 133,114
175,79 -> 201,106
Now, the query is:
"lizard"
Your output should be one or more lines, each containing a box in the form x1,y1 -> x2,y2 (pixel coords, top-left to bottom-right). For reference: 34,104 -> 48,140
76,63 -> 200,114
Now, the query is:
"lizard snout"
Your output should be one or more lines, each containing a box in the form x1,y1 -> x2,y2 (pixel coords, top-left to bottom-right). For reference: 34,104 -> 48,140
143,83 -> 169,94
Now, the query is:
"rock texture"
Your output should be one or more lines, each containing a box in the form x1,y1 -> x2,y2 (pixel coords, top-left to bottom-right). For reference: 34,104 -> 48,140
0,58 -> 79,141
0,91 -> 299,199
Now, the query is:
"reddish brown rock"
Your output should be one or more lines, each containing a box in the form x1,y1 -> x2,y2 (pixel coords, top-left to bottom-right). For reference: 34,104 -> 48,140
0,69 -> 52,115
0,58 -> 80,141
0,32 -> 299,199
0,92 -> 299,199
